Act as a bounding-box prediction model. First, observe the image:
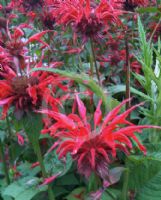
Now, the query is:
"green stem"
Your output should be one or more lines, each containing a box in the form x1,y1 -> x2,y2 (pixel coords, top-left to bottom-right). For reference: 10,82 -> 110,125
125,33 -> 131,113
6,116 -> 14,164
89,47 -> 94,78
0,142 -> 10,185
33,140 -> 55,200
120,168 -> 129,200
90,38 -> 101,86
34,140 -> 47,178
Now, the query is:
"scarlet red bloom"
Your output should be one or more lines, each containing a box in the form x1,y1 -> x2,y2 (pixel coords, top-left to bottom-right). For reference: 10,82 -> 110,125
40,96 -> 161,179
0,25 -> 50,70
53,0 -> 122,42
113,0 -> 156,11
11,0 -> 44,13
0,64 -> 66,119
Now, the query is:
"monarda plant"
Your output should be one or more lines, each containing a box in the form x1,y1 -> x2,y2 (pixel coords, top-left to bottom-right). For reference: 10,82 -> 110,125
0,0 -> 161,200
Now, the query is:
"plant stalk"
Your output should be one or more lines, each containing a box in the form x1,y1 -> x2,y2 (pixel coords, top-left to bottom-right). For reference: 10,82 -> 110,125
125,33 -> 131,112
6,116 -> 14,164
90,38 -> 101,86
120,168 -> 129,200
33,140 -> 55,200
0,142 -> 10,185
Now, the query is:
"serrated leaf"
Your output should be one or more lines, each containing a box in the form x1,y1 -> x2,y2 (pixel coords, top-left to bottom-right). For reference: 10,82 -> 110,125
126,153 -> 161,190
44,151 -> 72,177
136,170 -> 161,200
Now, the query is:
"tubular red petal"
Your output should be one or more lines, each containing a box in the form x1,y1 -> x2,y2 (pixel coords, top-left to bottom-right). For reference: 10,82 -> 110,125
101,98 -> 131,129
76,94 -> 87,123
90,148 -> 96,169
94,99 -> 102,128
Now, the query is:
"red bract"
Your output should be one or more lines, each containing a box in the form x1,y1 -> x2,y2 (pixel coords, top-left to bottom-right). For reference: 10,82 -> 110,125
40,96 -> 161,179
52,0 -> 122,42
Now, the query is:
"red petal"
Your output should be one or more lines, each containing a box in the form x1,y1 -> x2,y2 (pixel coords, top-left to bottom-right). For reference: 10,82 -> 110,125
76,94 -> 87,123
40,173 -> 60,186
37,110 -> 76,130
90,148 -> 96,169
26,30 -> 50,44
94,99 -> 102,128
102,99 -> 131,129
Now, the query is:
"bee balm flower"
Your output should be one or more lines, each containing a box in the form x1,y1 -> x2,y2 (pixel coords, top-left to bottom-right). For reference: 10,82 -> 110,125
40,96 -> 161,180
52,0 -> 122,42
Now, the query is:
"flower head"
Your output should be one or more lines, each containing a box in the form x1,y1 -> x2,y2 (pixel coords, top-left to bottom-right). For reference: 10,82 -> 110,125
0,63 -> 66,119
40,96 -> 160,179
113,0 -> 156,11
53,0 -> 122,42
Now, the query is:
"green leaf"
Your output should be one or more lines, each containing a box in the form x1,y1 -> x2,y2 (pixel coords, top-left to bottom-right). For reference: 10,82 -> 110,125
136,170 -> 161,200
23,112 -> 43,144
2,177 -> 47,200
137,6 -> 158,13
53,186 -> 68,197
126,153 -> 161,190
17,162 -> 40,177
138,16 -> 146,46
56,173 -> 79,186
65,187 -> 86,200
88,173 -> 101,192
107,85 -> 153,102
101,189 -> 121,200
44,151 -> 72,176
0,130 -> 5,142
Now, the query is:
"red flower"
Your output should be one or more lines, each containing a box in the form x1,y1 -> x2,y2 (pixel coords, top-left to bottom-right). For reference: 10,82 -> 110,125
52,0 -> 122,42
11,0 -> 44,13
40,96 -> 161,179
0,24 -> 50,70
0,63 -> 66,119
113,0 -> 156,11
